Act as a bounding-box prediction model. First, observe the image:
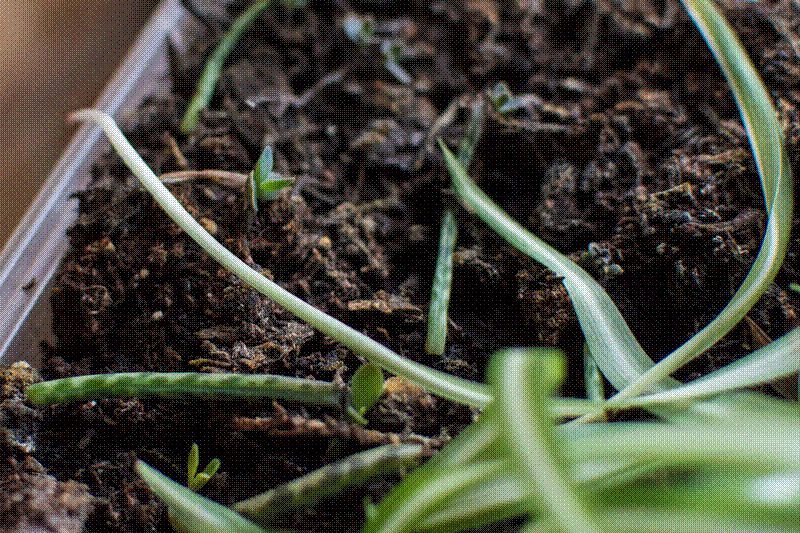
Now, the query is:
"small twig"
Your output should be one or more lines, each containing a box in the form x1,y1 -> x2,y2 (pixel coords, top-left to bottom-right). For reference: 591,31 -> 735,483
158,169 -> 249,186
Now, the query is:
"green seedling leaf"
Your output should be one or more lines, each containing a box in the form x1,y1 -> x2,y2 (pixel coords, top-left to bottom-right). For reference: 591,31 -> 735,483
425,209 -> 457,356
136,460 -> 267,533
187,442 -> 200,486
247,146 -> 295,210
625,326 -> 800,408
252,145 -> 273,191
426,98 -> 482,356
258,174 -> 295,200
189,455 -> 221,492
26,371 -> 346,407
349,362 -> 385,415
489,81 -> 513,109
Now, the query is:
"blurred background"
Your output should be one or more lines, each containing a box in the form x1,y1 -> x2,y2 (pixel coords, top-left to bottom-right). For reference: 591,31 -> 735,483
0,0 -> 159,248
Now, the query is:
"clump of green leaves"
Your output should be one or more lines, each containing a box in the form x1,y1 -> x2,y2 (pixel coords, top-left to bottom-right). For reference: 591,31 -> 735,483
186,443 -> 220,492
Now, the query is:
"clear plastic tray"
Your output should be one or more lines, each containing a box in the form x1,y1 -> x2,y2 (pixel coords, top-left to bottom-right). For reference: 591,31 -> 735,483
0,0 -> 196,365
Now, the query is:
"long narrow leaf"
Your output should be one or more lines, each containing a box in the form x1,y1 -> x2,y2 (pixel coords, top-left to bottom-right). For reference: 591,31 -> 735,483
362,459 -> 509,533
490,348 -> 602,533
426,98 -> 484,355
602,0 -> 794,406
181,0 -> 271,133
626,326 -> 800,407
441,140 -> 679,393
426,209 -> 457,355
26,372 -> 345,406
70,109 -> 491,409
233,444 -> 426,527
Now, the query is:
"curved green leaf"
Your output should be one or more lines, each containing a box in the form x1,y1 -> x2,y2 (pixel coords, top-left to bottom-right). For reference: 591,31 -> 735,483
441,140 -> 679,393
603,0 -> 794,406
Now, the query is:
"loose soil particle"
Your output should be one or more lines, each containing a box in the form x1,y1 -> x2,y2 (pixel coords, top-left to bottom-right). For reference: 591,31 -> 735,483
2,0 -> 800,531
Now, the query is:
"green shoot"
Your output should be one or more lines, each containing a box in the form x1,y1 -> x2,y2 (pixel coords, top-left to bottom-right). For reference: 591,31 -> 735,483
167,443 -> 222,532
187,442 -> 220,492
232,444 -> 426,527
247,145 -> 295,212
491,349 -> 602,533
425,209 -> 457,356
180,0 -> 271,134
136,460 -> 269,533
26,372 -> 347,407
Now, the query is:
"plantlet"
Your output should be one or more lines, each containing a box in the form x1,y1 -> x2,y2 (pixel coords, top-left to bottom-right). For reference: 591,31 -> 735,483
426,97 -> 484,356
186,442 -> 220,493
487,81 -> 526,115
157,145 -> 294,213
135,460 -> 267,533
180,0 -> 270,133
247,145 -> 295,212
168,443 -> 221,532
179,0 -> 310,133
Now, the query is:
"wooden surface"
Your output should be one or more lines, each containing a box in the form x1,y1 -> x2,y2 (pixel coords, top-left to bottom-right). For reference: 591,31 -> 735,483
0,0 -> 159,248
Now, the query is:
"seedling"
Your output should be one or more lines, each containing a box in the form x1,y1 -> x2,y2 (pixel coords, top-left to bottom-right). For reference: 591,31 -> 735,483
488,81 -> 526,115
247,145 -> 295,212
186,442 -> 220,493
426,97 -> 484,356
342,13 -> 412,85
180,0 -> 308,133
181,0 -> 271,133
168,443 -> 221,532
156,145 -> 294,214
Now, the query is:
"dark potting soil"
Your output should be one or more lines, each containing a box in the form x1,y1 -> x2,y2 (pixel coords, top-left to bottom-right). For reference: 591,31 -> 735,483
2,0 -> 800,531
